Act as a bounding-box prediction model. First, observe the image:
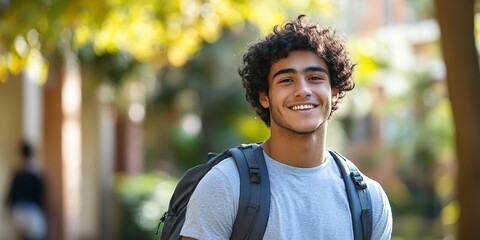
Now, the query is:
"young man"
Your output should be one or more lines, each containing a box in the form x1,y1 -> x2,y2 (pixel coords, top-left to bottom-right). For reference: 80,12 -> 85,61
180,15 -> 392,239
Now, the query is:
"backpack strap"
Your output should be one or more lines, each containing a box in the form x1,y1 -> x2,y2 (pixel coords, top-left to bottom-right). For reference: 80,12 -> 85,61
230,144 -> 270,240
330,150 -> 373,240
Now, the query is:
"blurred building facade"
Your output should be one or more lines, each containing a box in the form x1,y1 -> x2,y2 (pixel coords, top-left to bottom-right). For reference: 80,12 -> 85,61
0,49 -> 145,239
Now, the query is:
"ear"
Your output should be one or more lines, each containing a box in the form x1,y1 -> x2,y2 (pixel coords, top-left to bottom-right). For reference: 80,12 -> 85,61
331,88 -> 339,102
259,91 -> 270,108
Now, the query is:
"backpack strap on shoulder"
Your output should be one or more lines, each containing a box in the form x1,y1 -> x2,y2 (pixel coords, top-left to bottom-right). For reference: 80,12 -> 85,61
230,144 -> 270,240
346,160 -> 373,240
330,150 -> 373,240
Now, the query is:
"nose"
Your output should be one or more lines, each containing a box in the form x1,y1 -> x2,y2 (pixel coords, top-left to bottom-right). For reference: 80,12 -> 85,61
293,78 -> 312,97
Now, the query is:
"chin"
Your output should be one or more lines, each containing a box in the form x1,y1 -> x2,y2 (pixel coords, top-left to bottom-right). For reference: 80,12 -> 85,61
289,125 -> 321,135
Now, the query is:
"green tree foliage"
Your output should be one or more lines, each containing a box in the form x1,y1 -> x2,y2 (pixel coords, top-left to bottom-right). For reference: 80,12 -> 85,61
0,0 -> 334,82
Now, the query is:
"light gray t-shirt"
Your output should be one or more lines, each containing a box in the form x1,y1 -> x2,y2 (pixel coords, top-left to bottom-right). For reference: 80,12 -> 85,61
181,151 -> 392,239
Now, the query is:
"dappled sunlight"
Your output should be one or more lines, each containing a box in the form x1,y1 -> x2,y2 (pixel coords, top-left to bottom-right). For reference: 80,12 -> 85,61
1,29 -> 48,82
474,13 -> 480,53
61,50 -> 82,240
181,113 -> 202,138
14,36 -> 29,58
128,102 -> 145,123
24,49 -> 48,85
441,200 -> 459,226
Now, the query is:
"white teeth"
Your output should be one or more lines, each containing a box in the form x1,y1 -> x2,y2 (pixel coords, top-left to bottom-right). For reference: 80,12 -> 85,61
292,104 -> 314,110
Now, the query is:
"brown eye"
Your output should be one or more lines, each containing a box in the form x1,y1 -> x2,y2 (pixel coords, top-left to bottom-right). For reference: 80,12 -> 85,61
309,76 -> 323,81
280,78 -> 293,83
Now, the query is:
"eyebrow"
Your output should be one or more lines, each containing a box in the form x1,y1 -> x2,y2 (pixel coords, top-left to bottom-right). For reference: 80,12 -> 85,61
272,66 -> 328,79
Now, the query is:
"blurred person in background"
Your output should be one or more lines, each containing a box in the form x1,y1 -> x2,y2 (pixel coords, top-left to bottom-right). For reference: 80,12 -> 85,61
5,140 -> 47,240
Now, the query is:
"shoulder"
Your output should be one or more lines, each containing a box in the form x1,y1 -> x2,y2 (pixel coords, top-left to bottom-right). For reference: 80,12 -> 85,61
363,175 -> 387,199
190,157 -> 240,202
181,157 -> 240,239
208,157 -> 240,185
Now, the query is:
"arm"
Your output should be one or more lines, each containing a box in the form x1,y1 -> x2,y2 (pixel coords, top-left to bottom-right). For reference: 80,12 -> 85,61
369,181 -> 393,240
5,174 -> 18,209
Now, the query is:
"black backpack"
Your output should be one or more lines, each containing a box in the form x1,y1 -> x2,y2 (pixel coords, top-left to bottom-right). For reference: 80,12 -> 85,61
157,143 -> 373,240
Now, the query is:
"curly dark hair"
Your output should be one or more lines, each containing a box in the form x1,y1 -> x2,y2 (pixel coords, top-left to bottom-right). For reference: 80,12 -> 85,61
238,15 -> 355,126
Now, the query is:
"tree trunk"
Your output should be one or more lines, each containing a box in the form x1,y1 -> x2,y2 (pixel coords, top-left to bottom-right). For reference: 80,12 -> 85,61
435,0 -> 480,239
43,50 -> 65,240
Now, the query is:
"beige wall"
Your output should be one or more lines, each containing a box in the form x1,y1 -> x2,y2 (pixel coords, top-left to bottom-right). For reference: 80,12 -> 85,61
0,76 -> 24,239
80,78 -> 101,240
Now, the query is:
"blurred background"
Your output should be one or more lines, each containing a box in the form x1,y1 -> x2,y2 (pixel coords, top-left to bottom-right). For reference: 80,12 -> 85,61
1,0 -> 479,239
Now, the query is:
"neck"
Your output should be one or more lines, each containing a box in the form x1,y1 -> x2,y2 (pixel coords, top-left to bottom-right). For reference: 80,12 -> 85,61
262,123 -> 328,168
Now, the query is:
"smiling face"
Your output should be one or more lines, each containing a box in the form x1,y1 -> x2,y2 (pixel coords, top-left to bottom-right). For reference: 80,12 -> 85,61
259,50 -> 338,135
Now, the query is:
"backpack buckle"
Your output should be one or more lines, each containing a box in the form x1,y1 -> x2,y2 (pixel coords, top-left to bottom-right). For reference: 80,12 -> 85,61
249,165 -> 260,184
156,211 -> 168,234
350,171 -> 367,190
